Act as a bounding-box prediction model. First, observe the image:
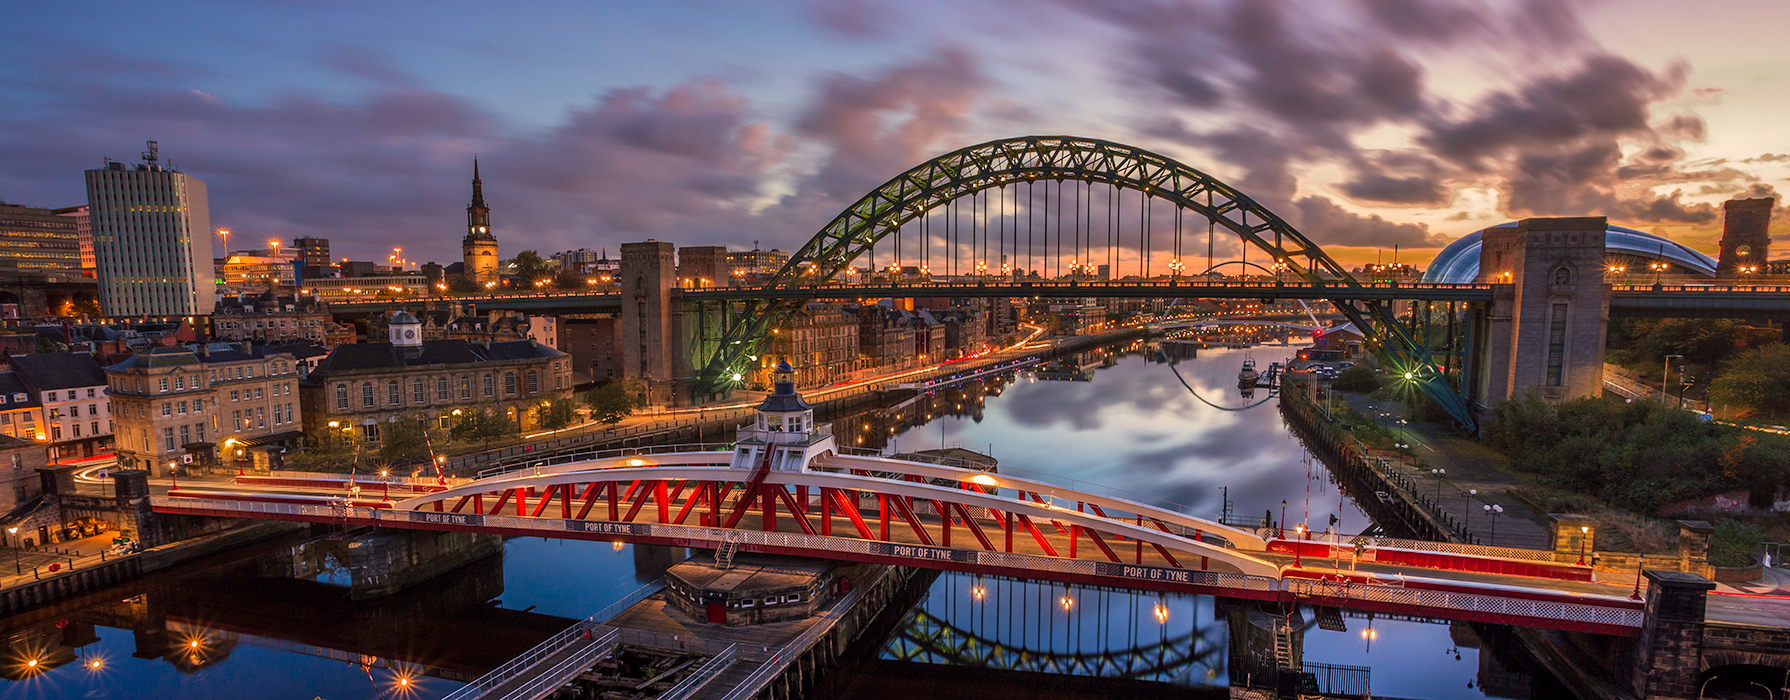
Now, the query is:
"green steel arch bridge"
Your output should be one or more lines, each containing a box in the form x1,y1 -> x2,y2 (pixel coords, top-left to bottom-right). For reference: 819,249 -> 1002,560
327,136 -> 1790,428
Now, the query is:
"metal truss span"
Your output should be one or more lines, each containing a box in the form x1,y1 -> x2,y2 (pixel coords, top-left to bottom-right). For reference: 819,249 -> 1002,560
693,135 -> 1475,428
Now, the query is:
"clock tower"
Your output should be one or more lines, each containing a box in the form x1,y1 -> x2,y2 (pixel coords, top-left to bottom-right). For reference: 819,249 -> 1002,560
462,158 -> 500,287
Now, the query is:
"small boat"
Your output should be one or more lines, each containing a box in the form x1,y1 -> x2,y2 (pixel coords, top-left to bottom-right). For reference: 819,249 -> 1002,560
1238,356 -> 1259,385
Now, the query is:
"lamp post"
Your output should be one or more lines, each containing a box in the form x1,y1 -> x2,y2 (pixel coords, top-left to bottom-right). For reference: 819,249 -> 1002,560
1462,488 -> 1477,533
1577,525 -> 1589,566
1430,468 -> 1446,502
6,526 -> 17,574
1482,504 -> 1503,545
380,469 -> 390,502
1279,500 -> 1288,539
1662,354 -> 1683,406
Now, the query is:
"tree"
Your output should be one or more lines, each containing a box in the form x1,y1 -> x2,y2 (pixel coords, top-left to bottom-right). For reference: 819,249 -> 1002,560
447,276 -> 480,295
1710,343 -> 1790,417
281,436 -> 357,473
584,381 -> 645,425
511,250 -> 554,286
554,270 -> 586,290
533,400 -> 577,430
450,408 -> 518,444
377,416 -> 436,465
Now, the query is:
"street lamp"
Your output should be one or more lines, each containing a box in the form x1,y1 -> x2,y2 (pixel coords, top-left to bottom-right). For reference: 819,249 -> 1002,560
1482,504 -> 1504,545
1662,354 -> 1683,406
1577,525 -> 1590,566
1279,500 -> 1288,538
1430,468 -> 1446,501
5,526 -> 17,574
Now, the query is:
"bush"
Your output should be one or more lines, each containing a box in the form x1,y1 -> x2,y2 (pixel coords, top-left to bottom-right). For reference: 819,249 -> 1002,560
1709,519 -> 1765,568
1332,365 -> 1381,393
1710,343 -> 1790,417
1483,393 -> 1790,514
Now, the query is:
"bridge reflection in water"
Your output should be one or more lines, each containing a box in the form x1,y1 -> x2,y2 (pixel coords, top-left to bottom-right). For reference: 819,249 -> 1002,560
881,571 -> 1224,687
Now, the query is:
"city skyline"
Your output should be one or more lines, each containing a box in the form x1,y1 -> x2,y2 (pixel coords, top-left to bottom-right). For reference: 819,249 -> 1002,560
4,0 -> 1790,269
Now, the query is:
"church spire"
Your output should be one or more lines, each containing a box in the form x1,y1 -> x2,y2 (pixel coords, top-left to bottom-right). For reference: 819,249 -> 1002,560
469,157 -> 487,211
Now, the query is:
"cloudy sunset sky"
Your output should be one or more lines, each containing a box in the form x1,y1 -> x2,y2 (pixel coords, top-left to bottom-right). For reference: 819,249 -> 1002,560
4,0 -> 1789,268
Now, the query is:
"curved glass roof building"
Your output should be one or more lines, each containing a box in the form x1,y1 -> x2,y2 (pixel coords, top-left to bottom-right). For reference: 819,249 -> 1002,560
1421,223 -> 1717,283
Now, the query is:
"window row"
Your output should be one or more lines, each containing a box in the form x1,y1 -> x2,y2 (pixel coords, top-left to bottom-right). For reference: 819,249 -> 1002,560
332,370 -> 546,411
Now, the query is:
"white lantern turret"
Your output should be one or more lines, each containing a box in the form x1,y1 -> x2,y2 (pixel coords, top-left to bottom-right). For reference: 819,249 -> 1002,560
731,359 -> 835,472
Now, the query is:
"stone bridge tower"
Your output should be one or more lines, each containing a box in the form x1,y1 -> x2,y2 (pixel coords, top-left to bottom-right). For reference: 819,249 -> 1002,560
1717,197 -> 1773,277
619,240 -> 684,405
1475,217 -> 1610,404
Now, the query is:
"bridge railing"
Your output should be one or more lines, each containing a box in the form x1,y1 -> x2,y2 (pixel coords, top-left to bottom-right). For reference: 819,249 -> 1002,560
1281,578 -> 1642,629
475,443 -> 736,479
420,576 -> 664,700
658,644 -> 739,700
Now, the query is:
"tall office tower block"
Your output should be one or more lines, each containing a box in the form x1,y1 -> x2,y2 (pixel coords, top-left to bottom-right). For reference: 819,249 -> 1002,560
85,141 -> 214,317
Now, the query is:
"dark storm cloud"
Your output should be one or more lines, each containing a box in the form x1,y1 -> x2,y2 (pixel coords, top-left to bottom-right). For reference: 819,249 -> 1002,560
1064,0 -> 1730,233
1294,196 -> 1444,247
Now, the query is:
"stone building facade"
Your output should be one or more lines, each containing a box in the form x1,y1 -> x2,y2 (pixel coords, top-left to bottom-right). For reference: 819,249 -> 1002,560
211,294 -> 355,347
765,303 -> 859,388
9,352 -> 113,463
1717,197 -> 1774,276
107,343 -> 304,475
299,313 -> 573,447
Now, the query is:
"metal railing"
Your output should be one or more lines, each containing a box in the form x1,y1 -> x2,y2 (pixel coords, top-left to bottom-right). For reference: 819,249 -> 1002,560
718,565 -> 903,700
1303,661 -> 1371,698
658,645 -> 739,700
439,578 -> 663,700
476,443 -> 736,479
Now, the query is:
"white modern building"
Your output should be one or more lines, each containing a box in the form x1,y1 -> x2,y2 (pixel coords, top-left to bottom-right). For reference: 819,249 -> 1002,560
86,141 -> 215,318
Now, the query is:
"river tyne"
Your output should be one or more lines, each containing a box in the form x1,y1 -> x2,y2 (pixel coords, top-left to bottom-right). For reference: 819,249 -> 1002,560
0,337 -> 1574,700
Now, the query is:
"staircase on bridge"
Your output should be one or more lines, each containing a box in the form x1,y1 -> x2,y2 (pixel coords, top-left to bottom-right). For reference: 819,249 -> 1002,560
1271,619 -> 1298,672
715,539 -> 740,570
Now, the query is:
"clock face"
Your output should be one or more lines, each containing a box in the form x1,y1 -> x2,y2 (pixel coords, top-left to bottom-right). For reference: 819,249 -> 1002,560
404,330 -> 415,339
1736,244 -> 1752,257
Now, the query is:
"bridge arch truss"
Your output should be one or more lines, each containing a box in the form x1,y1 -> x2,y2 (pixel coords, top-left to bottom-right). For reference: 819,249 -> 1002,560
697,136 -> 1473,428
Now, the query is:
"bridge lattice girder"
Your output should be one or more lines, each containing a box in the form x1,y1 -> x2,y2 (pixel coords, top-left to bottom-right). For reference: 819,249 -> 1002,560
885,607 -> 1216,681
392,462 -> 1277,577
694,135 -> 1473,428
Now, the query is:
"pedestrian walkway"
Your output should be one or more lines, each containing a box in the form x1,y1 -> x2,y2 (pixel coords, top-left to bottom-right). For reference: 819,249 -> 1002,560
1342,394 -> 1554,551
0,532 -> 122,591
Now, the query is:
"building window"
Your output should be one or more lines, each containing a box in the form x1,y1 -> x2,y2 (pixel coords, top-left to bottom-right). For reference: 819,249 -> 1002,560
1554,266 -> 1572,286
161,403 -> 171,417
71,424 -> 81,437
412,379 -> 425,404
335,385 -> 349,411
362,424 -> 380,443
179,425 -> 190,447
361,383 -> 375,408
460,376 -> 471,400
47,391 -> 57,402
255,387 -> 264,400
158,378 -> 169,392
483,374 -> 494,398
387,380 -> 401,406
1546,302 -> 1568,387
436,377 -> 449,401
86,388 -> 95,399
504,373 -> 517,396
233,410 -> 242,428
175,376 -> 185,390
231,390 -> 239,402
256,407 -> 266,428
527,371 -> 539,394
91,421 -> 99,435
195,424 -> 205,442
164,427 -> 175,452
177,401 -> 187,415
